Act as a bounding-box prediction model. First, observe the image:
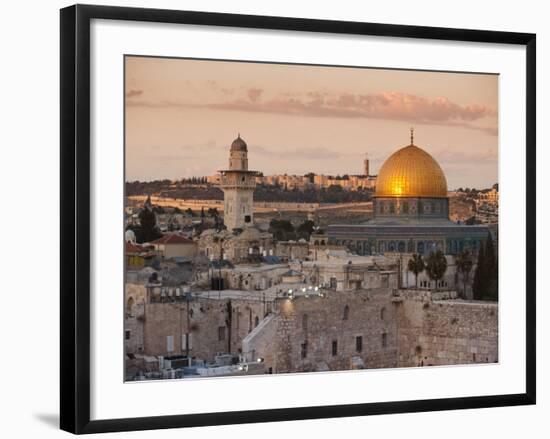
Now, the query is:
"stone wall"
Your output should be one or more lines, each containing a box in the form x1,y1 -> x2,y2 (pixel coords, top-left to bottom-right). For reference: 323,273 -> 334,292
396,291 -> 498,367
244,289 -> 398,374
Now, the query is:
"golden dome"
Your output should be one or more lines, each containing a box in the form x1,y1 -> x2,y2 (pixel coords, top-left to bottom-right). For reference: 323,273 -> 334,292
375,143 -> 447,198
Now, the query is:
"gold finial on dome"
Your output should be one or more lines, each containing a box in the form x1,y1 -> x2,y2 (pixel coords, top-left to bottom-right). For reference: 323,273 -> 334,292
410,127 -> 414,145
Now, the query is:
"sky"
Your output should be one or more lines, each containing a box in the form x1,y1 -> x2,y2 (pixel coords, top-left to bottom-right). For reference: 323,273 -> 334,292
125,56 -> 498,190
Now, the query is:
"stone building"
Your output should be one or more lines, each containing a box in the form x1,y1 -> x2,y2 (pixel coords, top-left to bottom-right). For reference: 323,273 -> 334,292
292,253 -> 398,291
150,233 -> 197,260
127,285 -> 276,363
198,227 -> 274,264
275,240 -> 310,261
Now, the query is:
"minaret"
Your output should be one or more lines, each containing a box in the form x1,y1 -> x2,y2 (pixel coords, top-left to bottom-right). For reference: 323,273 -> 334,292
363,154 -> 370,177
219,134 -> 257,231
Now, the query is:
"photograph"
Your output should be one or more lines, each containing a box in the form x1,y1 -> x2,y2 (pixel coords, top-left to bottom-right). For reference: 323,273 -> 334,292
123,56 -> 499,381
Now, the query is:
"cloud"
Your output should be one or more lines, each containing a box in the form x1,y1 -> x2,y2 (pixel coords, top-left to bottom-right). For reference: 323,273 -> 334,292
126,88 -> 497,136
204,91 -> 494,123
126,89 -> 143,98
247,88 -> 263,102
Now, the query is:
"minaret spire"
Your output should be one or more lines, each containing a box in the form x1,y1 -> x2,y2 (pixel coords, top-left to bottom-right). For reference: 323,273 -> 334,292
410,127 -> 414,145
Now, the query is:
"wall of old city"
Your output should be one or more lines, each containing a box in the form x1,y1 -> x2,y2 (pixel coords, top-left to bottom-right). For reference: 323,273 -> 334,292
245,289 -> 399,374
396,290 -> 498,367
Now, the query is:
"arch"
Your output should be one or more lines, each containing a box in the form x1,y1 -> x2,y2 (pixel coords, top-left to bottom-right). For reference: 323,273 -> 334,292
343,305 -> 350,320
397,241 -> 406,252
254,316 -> 259,327
380,307 -> 386,321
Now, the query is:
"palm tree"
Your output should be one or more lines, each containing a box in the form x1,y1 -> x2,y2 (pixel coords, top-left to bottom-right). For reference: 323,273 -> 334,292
425,250 -> 448,291
407,253 -> 425,288
455,250 -> 473,298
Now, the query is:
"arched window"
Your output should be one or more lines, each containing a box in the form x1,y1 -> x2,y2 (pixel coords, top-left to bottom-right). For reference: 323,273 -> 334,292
380,307 -> 386,320
254,316 -> 259,327
302,313 -> 308,331
343,305 -> 350,320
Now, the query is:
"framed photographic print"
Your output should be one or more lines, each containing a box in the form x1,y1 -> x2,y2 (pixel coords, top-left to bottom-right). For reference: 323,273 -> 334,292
60,4 -> 536,434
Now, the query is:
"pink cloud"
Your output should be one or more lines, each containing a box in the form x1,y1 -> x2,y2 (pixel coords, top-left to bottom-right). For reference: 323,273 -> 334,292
196,90 -> 496,133
247,87 -> 263,102
126,89 -> 143,98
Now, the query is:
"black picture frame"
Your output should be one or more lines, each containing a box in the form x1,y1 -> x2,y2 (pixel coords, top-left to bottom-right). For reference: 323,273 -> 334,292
60,4 -> 536,434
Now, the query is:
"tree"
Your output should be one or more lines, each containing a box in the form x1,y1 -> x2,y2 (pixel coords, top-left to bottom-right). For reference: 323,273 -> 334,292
407,253 -> 425,288
207,207 -> 219,217
472,234 -> 499,301
296,220 -> 315,239
472,242 -> 486,300
425,250 -> 448,290
484,233 -> 498,300
269,219 -> 295,241
137,207 -> 161,243
455,250 -> 473,298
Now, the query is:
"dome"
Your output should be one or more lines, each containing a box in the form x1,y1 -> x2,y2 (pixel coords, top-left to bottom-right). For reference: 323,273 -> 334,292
375,143 -> 447,198
230,134 -> 247,152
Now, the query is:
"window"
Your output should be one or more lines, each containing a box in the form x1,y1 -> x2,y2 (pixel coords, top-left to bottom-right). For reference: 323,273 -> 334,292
182,333 -> 193,350
254,316 -> 259,327
343,305 -> 349,320
356,336 -> 363,353
166,335 -> 174,352
218,326 -> 226,341
301,341 -> 308,359
382,333 -> 388,348
302,314 -> 308,331
125,330 -> 131,340
332,340 -> 338,356
380,307 -> 386,320
244,215 -> 251,223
